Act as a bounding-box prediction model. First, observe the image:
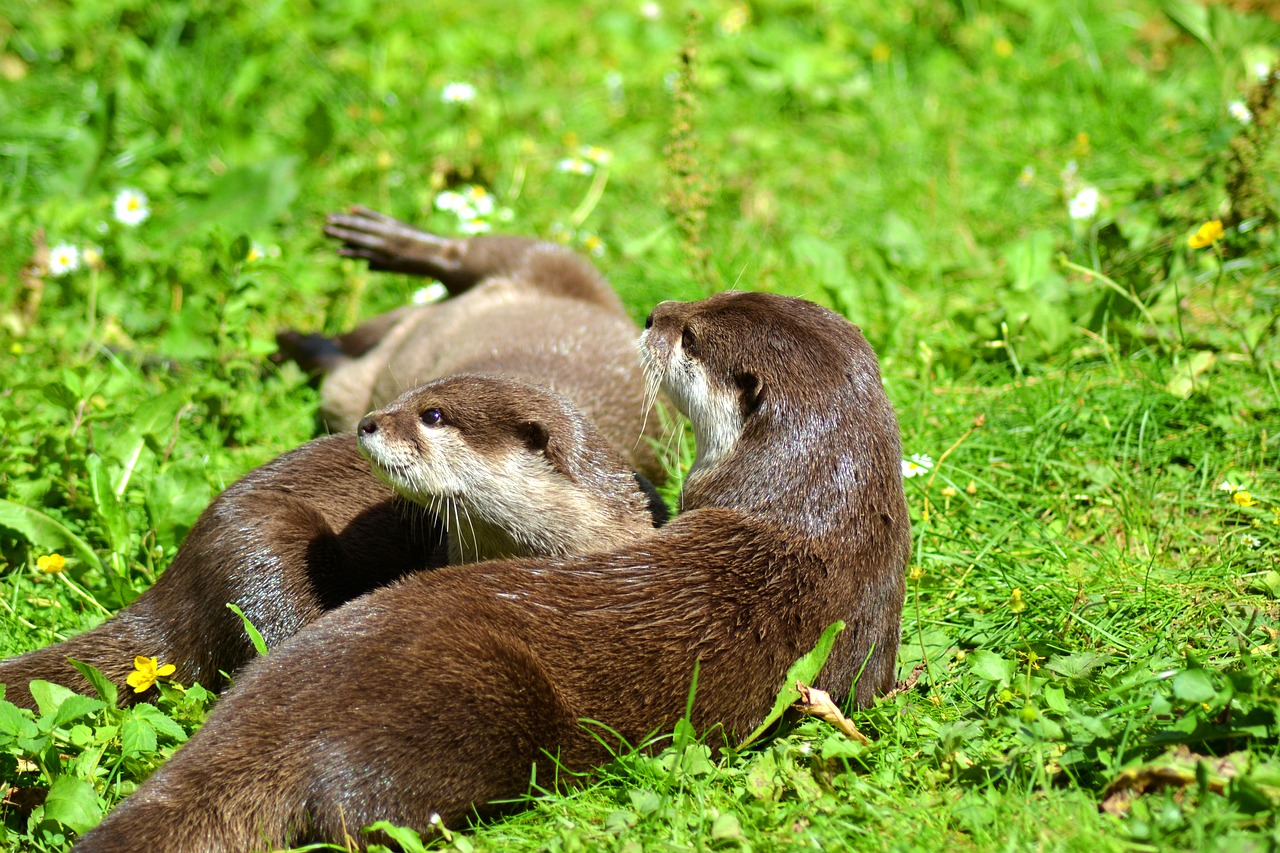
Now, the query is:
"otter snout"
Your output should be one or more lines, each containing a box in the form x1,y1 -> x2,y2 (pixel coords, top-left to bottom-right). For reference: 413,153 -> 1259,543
357,414 -> 378,436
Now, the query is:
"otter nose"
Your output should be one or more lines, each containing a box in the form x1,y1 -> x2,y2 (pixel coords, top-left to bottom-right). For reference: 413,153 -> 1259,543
357,415 -> 378,436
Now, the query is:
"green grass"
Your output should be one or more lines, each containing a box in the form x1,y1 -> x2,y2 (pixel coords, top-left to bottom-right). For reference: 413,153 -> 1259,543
2,0 -> 1279,850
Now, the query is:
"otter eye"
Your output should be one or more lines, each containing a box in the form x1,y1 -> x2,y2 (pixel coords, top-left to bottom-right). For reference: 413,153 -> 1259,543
420,408 -> 444,427
644,312 -> 655,330
681,327 -> 697,353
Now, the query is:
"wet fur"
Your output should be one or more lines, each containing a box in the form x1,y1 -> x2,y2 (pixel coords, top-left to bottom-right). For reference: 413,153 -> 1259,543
76,292 -> 909,852
282,207 -> 663,482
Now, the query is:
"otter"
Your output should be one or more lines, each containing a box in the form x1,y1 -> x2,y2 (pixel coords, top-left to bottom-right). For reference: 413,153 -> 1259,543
0,376 -> 664,709
278,206 -> 663,483
74,292 -> 909,852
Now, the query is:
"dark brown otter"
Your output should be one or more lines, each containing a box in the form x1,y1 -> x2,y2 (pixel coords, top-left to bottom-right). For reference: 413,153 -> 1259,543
279,206 -> 663,482
74,292 -> 909,852
0,376 -> 663,710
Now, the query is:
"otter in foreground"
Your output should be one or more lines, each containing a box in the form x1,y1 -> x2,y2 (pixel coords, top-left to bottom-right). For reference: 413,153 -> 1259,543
280,206 -> 663,482
0,376 -> 663,709
75,292 -> 909,851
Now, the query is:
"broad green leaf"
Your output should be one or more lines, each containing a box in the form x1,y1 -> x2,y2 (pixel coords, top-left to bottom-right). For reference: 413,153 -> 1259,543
1172,668 -> 1216,704
68,659 -> 119,707
131,703 -> 188,742
43,775 -> 103,834
28,680 -> 80,720
1045,652 -> 1109,680
968,650 -> 1014,684
121,715 -> 157,757
85,455 -> 130,554
737,620 -> 845,750
1043,683 -> 1070,714
52,694 -> 107,729
0,700 -> 36,739
0,499 -> 102,571
363,822 -> 428,853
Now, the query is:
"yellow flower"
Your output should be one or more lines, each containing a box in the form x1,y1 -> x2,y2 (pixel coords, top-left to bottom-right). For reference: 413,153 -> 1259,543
994,38 -> 1014,57
1187,220 -> 1224,249
126,655 -> 176,693
1009,588 -> 1026,614
36,553 -> 66,574
1233,491 -> 1258,507
908,564 -> 925,581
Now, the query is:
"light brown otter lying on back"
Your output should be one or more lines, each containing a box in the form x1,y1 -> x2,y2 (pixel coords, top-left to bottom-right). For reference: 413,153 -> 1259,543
0,376 -> 663,709
75,292 -> 909,852
278,206 -> 663,482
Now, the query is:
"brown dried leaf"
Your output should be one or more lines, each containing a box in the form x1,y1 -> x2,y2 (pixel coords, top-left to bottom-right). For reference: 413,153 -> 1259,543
795,682 -> 870,746
1100,746 -> 1245,816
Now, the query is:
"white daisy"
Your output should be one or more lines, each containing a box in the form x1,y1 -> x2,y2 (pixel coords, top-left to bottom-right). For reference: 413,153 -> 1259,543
1228,100 -> 1253,124
48,243 -> 81,277
113,188 -> 150,226
434,190 -> 467,213
1068,186 -> 1099,221
1218,480 -> 1239,492
462,185 -> 494,218
441,82 -> 476,105
902,453 -> 933,479
557,157 -> 594,176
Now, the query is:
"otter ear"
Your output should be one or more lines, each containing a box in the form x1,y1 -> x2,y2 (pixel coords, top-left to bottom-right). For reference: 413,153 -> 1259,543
518,420 -> 575,479
735,371 -> 763,416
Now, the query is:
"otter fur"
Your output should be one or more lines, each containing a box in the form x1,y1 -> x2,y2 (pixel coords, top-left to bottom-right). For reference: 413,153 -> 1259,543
0,377 -> 663,709
74,292 -> 909,852
278,206 -> 663,482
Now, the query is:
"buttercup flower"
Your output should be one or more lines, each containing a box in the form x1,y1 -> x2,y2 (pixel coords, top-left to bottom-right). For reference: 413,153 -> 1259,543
113,188 -> 150,226
47,243 -> 81,277
1188,219 -> 1224,249
1228,100 -> 1253,124
37,553 -> 66,574
1068,187 -> 1099,220
902,453 -> 933,479
1233,491 -> 1259,508
127,655 -> 176,693
441,82 -> 476,105
1009,588 -> 1026,614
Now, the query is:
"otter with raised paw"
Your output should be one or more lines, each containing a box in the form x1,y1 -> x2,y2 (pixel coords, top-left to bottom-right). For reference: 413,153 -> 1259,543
0,377 -> 664,709
75,292 -> 909,852
278,206 -> 663,482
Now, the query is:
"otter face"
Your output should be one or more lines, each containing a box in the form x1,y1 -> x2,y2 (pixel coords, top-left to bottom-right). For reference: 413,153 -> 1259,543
639,298 -> 759,475
357,374 -> 655,563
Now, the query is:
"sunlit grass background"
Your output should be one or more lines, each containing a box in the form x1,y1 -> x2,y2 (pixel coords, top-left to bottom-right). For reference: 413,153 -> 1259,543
2,0 -> 1279,849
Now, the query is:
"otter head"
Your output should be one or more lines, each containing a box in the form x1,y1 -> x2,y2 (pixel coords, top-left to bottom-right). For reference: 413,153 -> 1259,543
357,374 -> 664,564
640,291 -> 902,524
